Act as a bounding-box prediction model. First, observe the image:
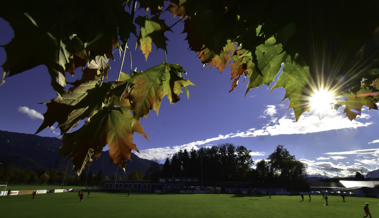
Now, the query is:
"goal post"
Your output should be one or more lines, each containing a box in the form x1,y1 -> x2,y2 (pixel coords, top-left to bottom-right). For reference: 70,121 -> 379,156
0,184 -> 7,191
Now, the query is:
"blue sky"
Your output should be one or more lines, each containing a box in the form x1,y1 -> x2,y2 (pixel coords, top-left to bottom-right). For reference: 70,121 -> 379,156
1,12 -> 379,178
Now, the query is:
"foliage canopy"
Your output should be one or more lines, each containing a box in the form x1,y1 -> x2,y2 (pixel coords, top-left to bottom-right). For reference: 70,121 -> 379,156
1,0 -> 379,174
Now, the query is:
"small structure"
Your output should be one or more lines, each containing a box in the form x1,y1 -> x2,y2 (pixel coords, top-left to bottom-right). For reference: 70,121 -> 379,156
103,180 -> 153,192
155,177 -> 201,193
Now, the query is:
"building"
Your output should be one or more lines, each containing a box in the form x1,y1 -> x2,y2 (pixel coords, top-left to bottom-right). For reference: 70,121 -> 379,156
103,180 -> 153,192
155,177 -> 201,193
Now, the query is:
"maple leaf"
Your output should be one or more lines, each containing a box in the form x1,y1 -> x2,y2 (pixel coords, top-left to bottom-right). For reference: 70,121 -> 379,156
135,16 -> 171,60
245,39 -> 287,92
184,5 -> 238,53
118,72 -> 131,82
336,86 -> 379,120
229,48 -> 254,92
198,40 -> 236,73
0,0 -> 135,94
66,54 -> 87,76
125,63 -> 194,123
1,9 -> 86,94
271,54 -> 311,121
167,0 -> 187,19
36,80 -> 114,135
60,107 -> 148,175
167,64 -> 194,102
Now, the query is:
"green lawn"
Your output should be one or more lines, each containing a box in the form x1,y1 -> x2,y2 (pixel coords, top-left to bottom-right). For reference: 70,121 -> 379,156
0,193 -> 376,218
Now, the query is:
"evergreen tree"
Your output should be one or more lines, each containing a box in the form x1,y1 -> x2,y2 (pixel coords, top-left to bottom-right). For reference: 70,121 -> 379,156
162,158 -> 172,177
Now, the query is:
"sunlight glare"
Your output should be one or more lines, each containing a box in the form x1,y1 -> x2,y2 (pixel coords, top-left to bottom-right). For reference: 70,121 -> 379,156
309,88 -> 336,115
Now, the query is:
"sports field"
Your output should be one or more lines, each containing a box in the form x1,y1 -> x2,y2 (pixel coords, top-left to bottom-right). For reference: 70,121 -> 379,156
0,193 -> 376,218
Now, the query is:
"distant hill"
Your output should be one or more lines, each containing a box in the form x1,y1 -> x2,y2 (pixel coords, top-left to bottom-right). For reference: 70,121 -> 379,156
367,169 -> 379,178
0,130 -> 160,177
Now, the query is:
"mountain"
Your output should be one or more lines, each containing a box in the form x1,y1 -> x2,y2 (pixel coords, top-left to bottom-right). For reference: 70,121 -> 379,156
0,130 -> 159,177
367,169 -> 379,178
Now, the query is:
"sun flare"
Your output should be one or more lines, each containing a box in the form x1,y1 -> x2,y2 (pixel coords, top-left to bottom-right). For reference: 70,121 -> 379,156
308,88 -> 336,115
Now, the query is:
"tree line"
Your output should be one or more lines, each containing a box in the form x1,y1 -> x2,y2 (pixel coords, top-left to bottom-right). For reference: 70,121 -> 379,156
162,144 -> 309,191
0,143 -> 310,191
0,158 -> 158,186
0,159 -> 105,186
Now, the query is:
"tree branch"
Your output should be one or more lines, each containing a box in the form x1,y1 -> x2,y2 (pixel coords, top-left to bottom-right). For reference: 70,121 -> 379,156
117,0 -> 138,80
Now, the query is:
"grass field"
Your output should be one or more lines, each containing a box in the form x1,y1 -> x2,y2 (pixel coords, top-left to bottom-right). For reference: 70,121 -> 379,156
0,192 -> 376,218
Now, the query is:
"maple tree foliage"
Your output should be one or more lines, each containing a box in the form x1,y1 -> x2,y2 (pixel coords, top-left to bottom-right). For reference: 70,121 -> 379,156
1,0 -> 379,174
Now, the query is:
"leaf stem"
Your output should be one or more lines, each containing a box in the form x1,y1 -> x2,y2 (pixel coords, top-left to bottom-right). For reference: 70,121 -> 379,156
127,47 -> 133,74
164,50 -> 167,63
169,16 -> 187,29
118,44 -> 128,80
117,0 -> 138,80
130,0 -> 137,19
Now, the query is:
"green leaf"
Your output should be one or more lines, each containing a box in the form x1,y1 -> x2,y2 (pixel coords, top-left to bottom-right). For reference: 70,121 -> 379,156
1,10 -> 85,94
135,16 -> 171,61
36,79 -> 114,135
229,48 -> 254,92
60,107 -> 148,175
198,40 -> 236,73
336,86 -> 379,120
167,64 -> 195,103
271,54 -> 311,121
1,0 -> 135,94
118,72 -> 131,82
125,63 -> 194,124
245,41 -> 286,92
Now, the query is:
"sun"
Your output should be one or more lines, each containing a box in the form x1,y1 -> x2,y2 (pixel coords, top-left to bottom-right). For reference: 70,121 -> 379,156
308,88 -> 336,115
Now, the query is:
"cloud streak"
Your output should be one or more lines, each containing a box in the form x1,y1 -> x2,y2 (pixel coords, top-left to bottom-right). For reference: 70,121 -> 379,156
250,152 -> 265,156
17,106 -> 60,135
368,139 -> 379,144
17,106 -> 43,120
325,148 -> 379,157
136,109 -> 372,161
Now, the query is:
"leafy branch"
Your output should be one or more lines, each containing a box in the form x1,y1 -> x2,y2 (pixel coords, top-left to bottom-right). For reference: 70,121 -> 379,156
1,0 -> 379,174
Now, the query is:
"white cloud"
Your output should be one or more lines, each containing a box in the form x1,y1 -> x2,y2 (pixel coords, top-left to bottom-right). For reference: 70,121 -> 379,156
17,106 -> 43,120
250,152 -> 265,156
264,105 -> 277,117
135,109 -> 373,162
300,159 -> 364,177
263,113 -> 372,136
134,143 -> 200,161
316,157 -> 329,160
260,105 -> 277,119
368,139 -> 379,144
355,159 -> 379,166
300,156 -> 377,178
325,148 -> 379,157
330,156 -> 346,160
